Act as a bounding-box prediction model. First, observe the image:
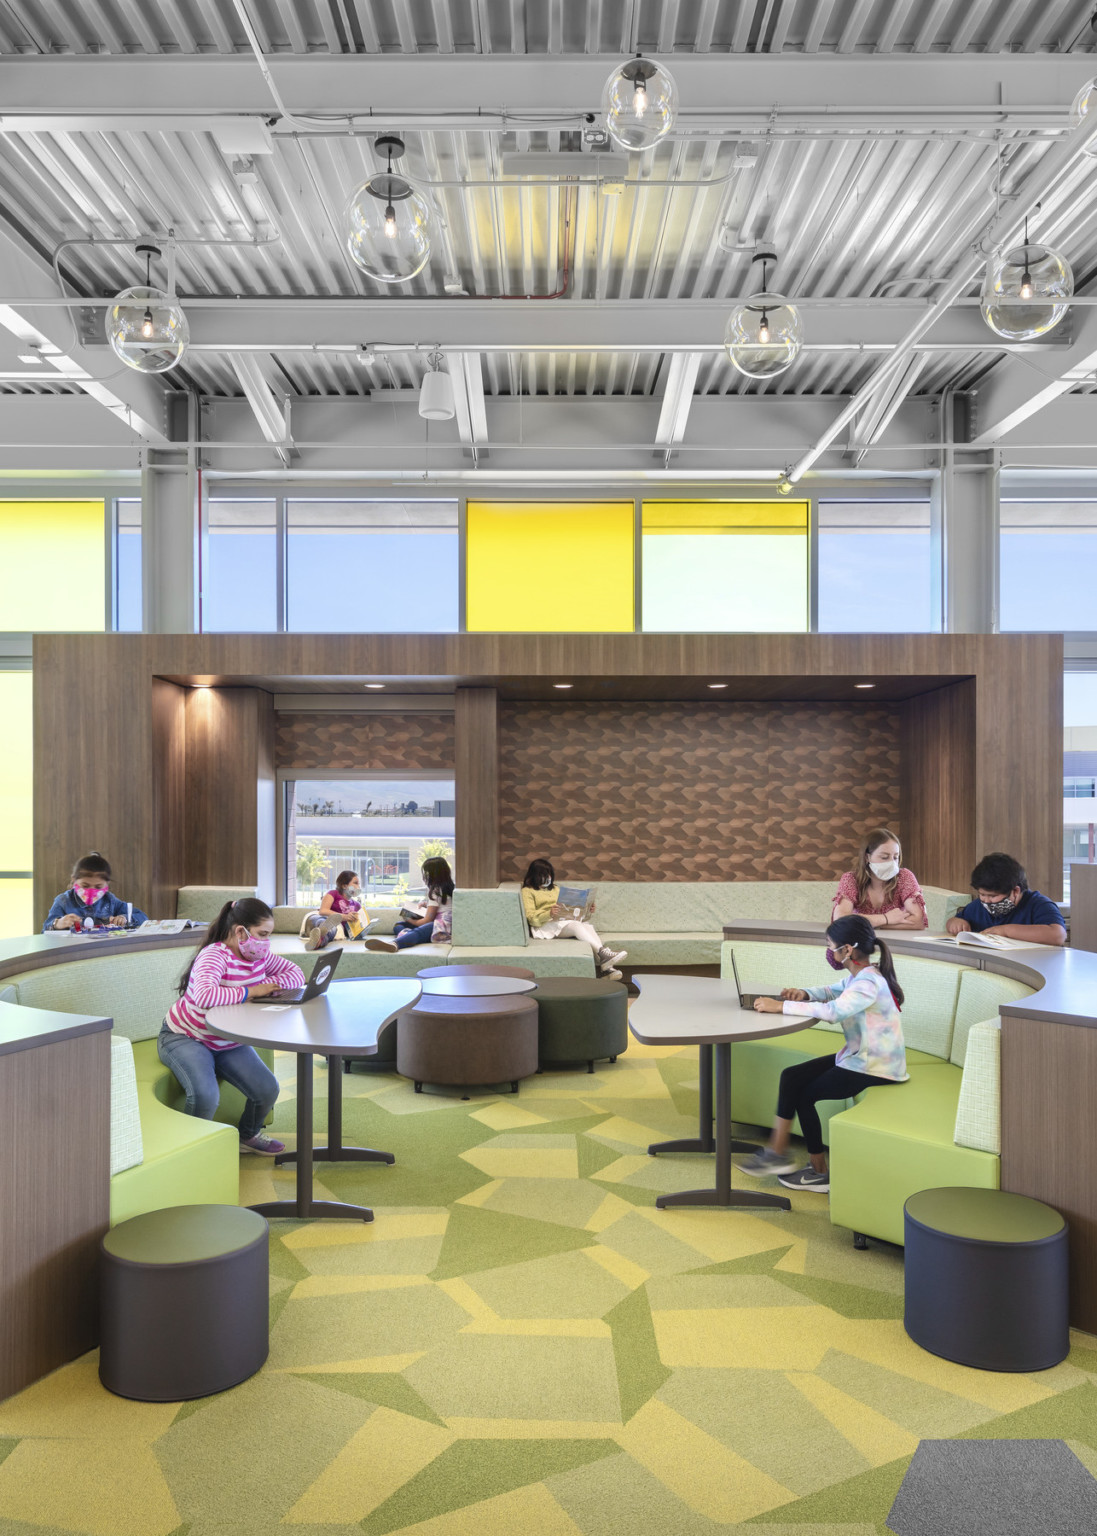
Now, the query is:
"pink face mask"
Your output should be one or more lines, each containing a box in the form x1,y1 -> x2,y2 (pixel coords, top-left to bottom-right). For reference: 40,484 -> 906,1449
238,933 -> 270,962
76,885 -> 106,905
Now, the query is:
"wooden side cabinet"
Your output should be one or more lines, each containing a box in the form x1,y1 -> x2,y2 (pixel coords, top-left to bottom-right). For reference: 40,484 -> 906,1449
0,1004 -> 111,1401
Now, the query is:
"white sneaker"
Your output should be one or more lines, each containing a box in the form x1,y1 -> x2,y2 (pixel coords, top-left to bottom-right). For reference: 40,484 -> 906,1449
603,968 -> 623,982
365,938 -> 397,953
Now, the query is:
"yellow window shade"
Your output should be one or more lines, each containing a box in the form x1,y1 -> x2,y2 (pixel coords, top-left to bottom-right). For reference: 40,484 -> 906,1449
0,880 -> 32,939
0,673 -> 32,870
0,500 -> 106,631
466,501 -> 635,632
642,501 -> 809,534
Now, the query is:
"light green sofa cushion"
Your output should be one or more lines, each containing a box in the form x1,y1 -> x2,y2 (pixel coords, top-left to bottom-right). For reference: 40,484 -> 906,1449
953,1020 -> 1001,1154
951,967 -> 1034,1066
271,936 -> 451,976
455,942 -> 596,977
602,933 -> 722,966
176,886 -> 257,922
828,1063 -> 999,1245
9,948 -> 192,1043
109,1034 -> 143,1177
273,904 -> 399,936
454,889 -> 528,947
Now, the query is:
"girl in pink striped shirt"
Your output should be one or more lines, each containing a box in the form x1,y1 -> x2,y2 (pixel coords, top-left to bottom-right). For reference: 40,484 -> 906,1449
159,897 -> 305,1155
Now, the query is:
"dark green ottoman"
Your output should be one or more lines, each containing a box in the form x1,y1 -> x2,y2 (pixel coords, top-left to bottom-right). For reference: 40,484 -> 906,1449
100,1205 -> 269,1401
533,977 -> 628,1072
904,1187 -> 1068,1371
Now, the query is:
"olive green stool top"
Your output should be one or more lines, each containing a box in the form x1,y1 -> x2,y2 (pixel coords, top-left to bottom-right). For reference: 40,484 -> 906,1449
533,976 -> 628,1072
102,1204 -> 268,1265
905,1187 -> 1065,1245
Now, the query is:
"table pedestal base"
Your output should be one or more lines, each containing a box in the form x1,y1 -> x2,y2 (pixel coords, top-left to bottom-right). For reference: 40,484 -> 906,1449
251,1053 -> 394,1223
651,1042 -> 791,1213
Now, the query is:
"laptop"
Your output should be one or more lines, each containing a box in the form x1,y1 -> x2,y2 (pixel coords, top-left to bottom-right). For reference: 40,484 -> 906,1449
728,950 -> 778,1011
250,947 -> 343,1004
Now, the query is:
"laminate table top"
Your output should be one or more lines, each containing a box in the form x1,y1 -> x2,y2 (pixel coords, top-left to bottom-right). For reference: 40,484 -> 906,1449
207,976 -> 421,1055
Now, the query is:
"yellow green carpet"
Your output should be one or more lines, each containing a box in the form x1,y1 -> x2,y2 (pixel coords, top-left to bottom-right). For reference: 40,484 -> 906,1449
1,1041 -> 1096,1536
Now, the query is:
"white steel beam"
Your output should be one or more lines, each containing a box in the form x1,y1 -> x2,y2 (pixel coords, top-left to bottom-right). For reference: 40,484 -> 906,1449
848,354 -> 927,461
969,309 -> 1097,445
0,54 -> 1090,124
654,351 -> 703,464
229,352 -> 294,465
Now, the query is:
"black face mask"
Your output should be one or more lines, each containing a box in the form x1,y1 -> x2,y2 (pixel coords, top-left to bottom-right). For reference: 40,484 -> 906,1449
981,895 -> 1017,918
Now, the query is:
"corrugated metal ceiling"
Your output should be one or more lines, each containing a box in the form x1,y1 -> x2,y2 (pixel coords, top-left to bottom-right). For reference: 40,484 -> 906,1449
0,0 -> 1095,406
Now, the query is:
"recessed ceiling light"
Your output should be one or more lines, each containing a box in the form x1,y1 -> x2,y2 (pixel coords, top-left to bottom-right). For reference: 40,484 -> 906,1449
553,683 -> 573,689
364,682 -> 385,690
855,682 -> 875,689
708,682 -> 728,689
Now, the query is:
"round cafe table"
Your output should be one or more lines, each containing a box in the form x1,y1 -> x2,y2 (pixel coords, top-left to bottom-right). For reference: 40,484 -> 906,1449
207,976 -> 420,1222
629,973 -> 815,1212
418,974 -> 537,997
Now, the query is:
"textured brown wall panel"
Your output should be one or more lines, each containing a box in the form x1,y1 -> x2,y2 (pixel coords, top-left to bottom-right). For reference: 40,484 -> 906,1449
498,701 -> 900,883
274,713 -> 455,772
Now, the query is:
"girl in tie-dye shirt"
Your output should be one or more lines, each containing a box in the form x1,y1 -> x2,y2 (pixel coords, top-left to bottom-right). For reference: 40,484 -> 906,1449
739,915 -> 907,1195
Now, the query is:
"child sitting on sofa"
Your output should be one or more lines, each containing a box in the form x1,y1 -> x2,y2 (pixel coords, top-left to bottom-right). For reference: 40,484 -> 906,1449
739,914 -> 908,1193
520,858 -> 627,980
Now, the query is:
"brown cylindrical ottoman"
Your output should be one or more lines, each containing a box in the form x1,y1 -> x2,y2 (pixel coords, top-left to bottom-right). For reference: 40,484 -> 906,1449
396,993 -> 539,1096
99,1205 -> 269,1401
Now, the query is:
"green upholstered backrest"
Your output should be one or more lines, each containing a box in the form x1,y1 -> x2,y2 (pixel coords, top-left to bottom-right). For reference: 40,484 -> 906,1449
922,886 -> 972,931
589,882 -> 836,932
953,1019 -> 1001,1154
175,886 -> 257,921
721,939 -> 961,1058
10,946 -> 193,1042
453,889 -> 528,948
109,1033 -> 143,1175
950,966 -> 1035,1066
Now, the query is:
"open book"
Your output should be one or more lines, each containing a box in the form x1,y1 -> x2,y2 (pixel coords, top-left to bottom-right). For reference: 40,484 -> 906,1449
945,930 -> 1021,950
557,884 -> 594,920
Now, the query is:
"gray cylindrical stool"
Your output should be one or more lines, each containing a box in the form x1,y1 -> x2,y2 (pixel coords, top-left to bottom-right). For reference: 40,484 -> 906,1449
904,1187 -> 1068,1372
100,1205 -> 269,1401
533,977 -> 629,1072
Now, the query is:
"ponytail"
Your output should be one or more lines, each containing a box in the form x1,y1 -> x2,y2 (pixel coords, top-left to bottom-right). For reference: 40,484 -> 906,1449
177,897 -> 273,994
826,913 -> 904,1008
873,937 -> 905,1009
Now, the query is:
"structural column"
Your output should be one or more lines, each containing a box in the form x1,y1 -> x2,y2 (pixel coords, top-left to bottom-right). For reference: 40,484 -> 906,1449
933,400 -> 999,633
141,441 -> 200,633
455,687 -> 499,888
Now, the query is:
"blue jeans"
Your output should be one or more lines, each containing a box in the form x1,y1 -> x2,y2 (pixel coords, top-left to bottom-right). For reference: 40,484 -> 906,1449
393,920 -> 435,948
158,1022 -> 279,1141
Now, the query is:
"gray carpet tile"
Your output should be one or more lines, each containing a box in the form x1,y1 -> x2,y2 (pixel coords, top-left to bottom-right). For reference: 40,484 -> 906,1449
888,1439 -> 1097,1536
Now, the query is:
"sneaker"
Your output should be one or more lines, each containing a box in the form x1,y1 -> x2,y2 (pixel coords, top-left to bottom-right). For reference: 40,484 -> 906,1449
603,968 -> 623,982
599,949 -> 628,972
365,938 -> 397,952
241,1132 -> 285,1156
778,1166 -> 830,1193
739,1147 -> 798,1178
304,920 -> 330,951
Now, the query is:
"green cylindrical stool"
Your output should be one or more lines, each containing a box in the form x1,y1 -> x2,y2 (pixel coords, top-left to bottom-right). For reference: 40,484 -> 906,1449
533,977 -> 628,1072
904,1187 -> 1068,1372
100,1205 -> 269,1401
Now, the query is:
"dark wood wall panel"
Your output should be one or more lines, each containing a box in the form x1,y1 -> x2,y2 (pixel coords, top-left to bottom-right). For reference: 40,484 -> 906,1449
498,701 -> 901,884
456,688 -> 499,888
184,688 -> 268,888
900,680 -> 976,893
151,678 -> 186,919
274,712 -> 455,772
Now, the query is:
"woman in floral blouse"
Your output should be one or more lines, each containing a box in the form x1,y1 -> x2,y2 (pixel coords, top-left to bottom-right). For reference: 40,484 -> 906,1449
831,826 -> 927,931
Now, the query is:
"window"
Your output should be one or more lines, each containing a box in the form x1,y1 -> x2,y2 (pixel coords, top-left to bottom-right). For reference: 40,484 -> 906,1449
1001,503 -> 1097,632
0,500 -> 105,632
204,499 -> 278,632
287,500 -> 458,632
1064,673 -> 1097,902
0,672 -> 32,936
286,777 -> 455,907
817,502 -> 934,633
115,498 -> 142,631
641,501 -> 809,632
466,501 -> 635,632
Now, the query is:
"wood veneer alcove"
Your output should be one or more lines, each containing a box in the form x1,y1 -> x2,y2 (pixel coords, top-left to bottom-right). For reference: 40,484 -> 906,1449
32,633 -> 1062,922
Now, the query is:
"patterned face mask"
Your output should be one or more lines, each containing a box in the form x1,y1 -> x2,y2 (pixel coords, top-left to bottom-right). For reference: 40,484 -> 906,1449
981,895 -> 1017,918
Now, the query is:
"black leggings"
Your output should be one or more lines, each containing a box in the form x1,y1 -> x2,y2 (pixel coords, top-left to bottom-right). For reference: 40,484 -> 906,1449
776,1054 -> 893,1156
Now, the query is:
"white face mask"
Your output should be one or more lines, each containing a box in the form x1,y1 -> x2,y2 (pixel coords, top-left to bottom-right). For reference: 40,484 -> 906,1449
869,859 -> 900,881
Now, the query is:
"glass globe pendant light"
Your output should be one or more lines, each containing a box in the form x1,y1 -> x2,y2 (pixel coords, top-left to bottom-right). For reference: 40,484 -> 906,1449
601,53 -> 678,153
105,242 -> 189,373
346,135 -> 431,284
723,251 -> 803,379
980,214 -> 1073,342
1070,77 -> 1097,153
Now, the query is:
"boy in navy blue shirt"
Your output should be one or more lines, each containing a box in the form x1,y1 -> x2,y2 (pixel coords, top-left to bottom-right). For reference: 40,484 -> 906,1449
946,853 -> 1066,947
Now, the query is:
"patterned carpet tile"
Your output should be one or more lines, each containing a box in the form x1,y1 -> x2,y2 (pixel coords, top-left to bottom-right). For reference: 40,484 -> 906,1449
1,1043 -> 1096,1536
